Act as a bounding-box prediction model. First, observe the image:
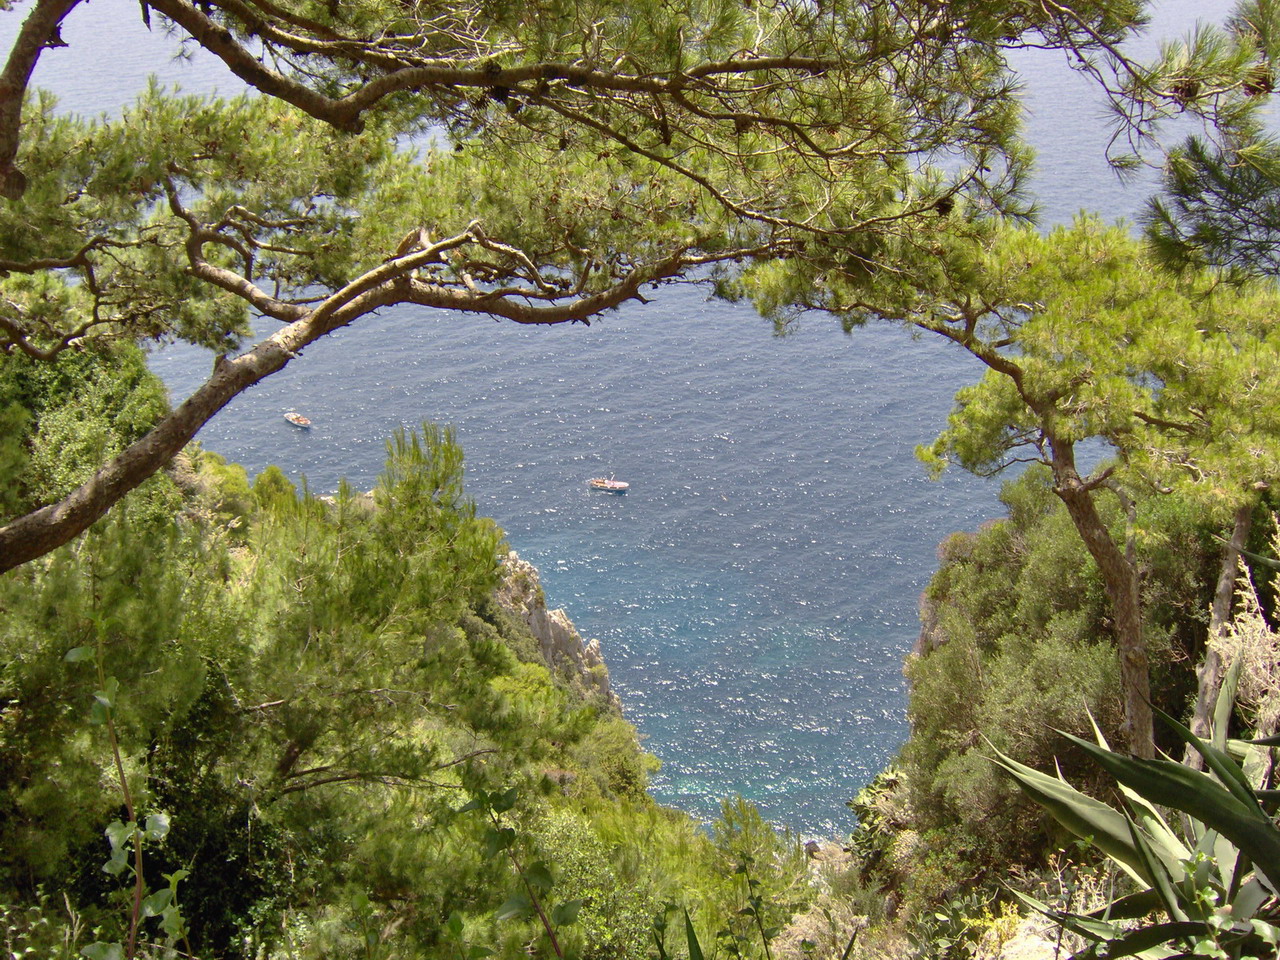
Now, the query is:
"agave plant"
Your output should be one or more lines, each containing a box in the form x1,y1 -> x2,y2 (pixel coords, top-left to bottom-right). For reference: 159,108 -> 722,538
990,667 -> 1280,960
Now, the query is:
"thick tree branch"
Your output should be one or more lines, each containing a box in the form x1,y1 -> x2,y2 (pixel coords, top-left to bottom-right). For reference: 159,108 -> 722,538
1048,434 -> 1154,759
0,0 -> 83,198
0,246 -> 708,573
0,308 -> 116,360
142,0 -> 850,142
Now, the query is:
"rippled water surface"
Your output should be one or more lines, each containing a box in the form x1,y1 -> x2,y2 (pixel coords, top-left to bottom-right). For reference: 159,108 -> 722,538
151,300 -> 999,834
11,0 -> 1229,833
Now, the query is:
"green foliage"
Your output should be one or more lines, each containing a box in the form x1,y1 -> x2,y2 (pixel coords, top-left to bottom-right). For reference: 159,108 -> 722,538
0,0 -> 1170,573
903,889 -> 994,960
567,715 -> 661,801
0,405 -> 770,958
253,464 -> 298,511
904,218 -> 1280,518
527,809 -> 658,960
876,466 -> 1227,910
0,343 -> 171,522
708,798 -> 811,959
895,471 -> 1120,895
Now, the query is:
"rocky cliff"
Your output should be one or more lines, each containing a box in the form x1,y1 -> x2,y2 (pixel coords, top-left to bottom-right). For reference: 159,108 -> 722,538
496,551 -> 622,712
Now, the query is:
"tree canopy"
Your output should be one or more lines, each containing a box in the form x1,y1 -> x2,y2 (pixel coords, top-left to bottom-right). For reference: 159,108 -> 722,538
0,0 -> 1154,571
753,212 -> 1280,756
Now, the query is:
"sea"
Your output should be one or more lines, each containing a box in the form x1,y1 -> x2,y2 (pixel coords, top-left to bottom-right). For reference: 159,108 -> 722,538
6,0 -> 1237,836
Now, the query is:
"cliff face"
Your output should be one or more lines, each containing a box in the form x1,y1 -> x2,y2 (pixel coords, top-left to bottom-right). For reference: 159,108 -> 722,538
496,551 -> 622,712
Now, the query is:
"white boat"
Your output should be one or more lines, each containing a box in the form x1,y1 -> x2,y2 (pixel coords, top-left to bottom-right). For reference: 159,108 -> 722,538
284,411 -> 312,428
588,476 -> 629,493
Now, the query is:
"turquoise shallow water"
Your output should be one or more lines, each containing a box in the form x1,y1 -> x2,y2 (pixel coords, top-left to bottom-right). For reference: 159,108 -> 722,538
8,0 -> 1227,834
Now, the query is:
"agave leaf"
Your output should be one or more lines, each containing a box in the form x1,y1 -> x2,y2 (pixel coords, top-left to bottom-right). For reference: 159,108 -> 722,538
1245,732 -> 1280,746
1125,817 -> 1187,923
990,749 -> 1158,884
1211,660 -> 1242,755
1233,878 -> 1271,919
1056,731 -> 1280,890
1150,709 -> 1259,812
1006,888 -> 1122,944
1087,713 -> 1189,862
1122,775 -> 1190,865
1242,742 -> 1273,793
1083,889 -> 1164,921
683,909 -> 705,960
1259,867 -> 1280,898
1087,711 -> 1114,752
1090,920 -> 1208,958
1208,829 -> 1242,894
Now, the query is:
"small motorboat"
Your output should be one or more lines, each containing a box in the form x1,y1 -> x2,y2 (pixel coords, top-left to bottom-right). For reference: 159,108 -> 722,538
589,476 -> 629,493
284,411 -> 312,428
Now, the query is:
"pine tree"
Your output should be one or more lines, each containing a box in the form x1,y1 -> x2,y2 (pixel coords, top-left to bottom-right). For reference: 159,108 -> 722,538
0,0 -> 1149,571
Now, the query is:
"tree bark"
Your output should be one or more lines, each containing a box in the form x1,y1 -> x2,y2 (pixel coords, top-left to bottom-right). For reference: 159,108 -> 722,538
1183,501 -> 1252,767
0,245 -> 685,574
1047,438 -> 1155,759
0,330 -> 299,572
0,0 -> 84,198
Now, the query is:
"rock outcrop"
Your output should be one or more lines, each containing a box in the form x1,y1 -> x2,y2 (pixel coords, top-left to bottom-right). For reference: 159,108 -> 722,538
496,551 -> 622,712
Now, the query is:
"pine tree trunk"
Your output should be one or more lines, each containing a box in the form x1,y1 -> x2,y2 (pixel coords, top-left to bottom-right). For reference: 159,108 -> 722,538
1048,440 -> 1155,759
1184,502 -> 1252,767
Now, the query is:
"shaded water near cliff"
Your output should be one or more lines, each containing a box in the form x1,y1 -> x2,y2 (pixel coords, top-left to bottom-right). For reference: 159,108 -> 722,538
13,0 -> 1229,834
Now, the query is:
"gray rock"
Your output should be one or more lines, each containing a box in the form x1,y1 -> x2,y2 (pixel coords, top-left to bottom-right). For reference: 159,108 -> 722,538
496,551 -> 622,711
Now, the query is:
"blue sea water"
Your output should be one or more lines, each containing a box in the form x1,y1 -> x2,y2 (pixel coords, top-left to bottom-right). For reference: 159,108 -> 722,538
8,0 -> 1232,835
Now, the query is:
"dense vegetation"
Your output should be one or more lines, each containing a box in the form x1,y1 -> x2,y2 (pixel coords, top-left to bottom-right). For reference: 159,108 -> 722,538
850,466 -> 1278,919
0,347 -> 811,959
6,291 -> 1276,960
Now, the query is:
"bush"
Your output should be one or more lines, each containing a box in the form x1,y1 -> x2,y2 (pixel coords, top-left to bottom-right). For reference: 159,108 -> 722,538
880,466 -> 1221,913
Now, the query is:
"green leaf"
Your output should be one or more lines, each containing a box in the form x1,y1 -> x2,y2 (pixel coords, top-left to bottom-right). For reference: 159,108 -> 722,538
64,646 -> 93,662
684,909 -> 705,960
144,812 -> 171,840
524,861 -> 554,893
491,787 -> 519,813
1251,919 -> 1279,945
1211,660 -> 1241,754
551,899 -> 582,927
1233,878 -> 1271,919
1124,816 -> 1187,923
104,820 -> 134,853
1057,729 -> 1280,890
1007,888 -> 1121,944
446,911 -> 464,938
988,747 -> 1156,885
1155,710 -> 1258,811
483,826 -> 515,859
1082,889 -> 1164,921
140,888 -> 173,918
93,677 -> 120,710
102,852 -> 129,877
495,892 -> 532,922
159,902 -> 186,940
80,943 -> 124,960
1095,920 -> 1212,957
1085,713 -> 1188,863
